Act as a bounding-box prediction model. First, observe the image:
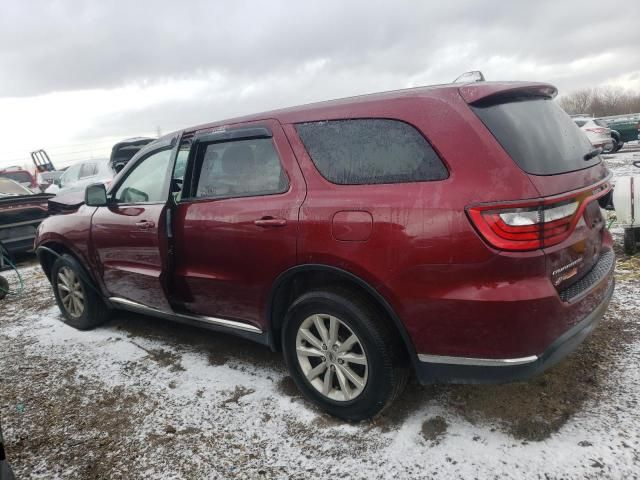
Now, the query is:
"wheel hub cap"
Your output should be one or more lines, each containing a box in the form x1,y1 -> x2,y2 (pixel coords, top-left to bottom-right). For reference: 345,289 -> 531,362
295,313 -> 368,402
57,266 -> 85,318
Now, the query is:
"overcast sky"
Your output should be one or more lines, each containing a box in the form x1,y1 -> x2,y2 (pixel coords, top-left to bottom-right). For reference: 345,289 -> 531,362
1,0 -> 639,168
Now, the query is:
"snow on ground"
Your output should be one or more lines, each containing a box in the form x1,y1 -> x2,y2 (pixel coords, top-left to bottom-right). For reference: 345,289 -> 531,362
1,145 -> 639,479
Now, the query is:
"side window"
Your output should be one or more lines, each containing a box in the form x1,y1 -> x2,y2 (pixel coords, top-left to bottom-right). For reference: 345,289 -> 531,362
114,149 -> 172,203
79,162 -> 97,178
192,138 -> 288,199
295,119 -> 448,185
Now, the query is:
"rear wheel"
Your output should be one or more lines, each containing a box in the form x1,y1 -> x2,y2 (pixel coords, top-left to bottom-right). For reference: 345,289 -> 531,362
51,254 -> 110,330
282,288 -> 408,421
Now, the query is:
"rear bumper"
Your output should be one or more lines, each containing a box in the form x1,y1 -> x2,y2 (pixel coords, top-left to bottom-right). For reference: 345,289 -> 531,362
415,278 -> 614,384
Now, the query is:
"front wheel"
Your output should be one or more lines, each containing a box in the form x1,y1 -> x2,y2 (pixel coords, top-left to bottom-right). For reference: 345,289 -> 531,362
51,254 -> 110,330
282,288 -> 408,421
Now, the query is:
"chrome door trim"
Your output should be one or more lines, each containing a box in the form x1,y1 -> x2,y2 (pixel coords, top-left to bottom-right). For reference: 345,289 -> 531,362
417,353 -> 538,367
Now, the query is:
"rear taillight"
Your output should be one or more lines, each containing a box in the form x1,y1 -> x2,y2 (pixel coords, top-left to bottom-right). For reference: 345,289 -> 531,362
467,182 -> 611,251
585,127 -> 608,134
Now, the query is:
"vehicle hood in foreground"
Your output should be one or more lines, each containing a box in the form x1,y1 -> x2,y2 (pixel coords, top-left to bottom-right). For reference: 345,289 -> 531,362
47,191 -> 85,215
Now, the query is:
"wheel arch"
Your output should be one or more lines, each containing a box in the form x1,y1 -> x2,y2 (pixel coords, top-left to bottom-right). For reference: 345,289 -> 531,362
610,129 -> 621,142
266,264 -> 419,369
36,241 -> 103,296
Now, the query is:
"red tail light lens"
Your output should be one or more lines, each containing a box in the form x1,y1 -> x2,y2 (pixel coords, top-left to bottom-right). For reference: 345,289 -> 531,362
468,201 -> 578,251
467,181 -> 611,251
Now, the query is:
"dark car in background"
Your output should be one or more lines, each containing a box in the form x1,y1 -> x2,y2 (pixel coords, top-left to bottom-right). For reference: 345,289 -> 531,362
0,177 -> 52,255
110,137 -> 155,173
35,81 -> 614,420
601,114 -> 640,150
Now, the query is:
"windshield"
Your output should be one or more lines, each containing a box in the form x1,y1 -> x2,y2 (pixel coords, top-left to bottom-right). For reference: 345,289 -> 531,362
472,97 -> 599,175
0,177 -> 32,195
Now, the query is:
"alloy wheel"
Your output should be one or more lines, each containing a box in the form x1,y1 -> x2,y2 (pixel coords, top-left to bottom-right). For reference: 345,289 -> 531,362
295,313 -> 368,401
57,266 -> 85,318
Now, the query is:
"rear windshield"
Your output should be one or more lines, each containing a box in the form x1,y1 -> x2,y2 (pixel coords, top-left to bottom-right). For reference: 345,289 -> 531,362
0,177 -> 31,195
0,171 -> 31,184
472,98 -> 599,175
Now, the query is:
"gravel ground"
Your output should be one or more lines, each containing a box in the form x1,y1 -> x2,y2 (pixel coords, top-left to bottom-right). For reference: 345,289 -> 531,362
1,146 -> 639,479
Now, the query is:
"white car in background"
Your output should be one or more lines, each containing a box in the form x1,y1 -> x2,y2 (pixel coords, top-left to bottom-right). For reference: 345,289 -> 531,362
573,117 -> 614,152
44,137 -> 156,197
45,158 -> 115,196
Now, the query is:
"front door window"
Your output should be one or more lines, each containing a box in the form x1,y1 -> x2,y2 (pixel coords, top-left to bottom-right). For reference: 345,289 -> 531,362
114,149 -> 173,203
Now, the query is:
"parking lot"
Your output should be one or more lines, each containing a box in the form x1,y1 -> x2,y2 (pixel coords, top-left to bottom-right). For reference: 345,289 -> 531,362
1,147 -> 639,479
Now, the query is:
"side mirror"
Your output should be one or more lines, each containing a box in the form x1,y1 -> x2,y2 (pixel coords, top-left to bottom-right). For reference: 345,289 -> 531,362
85,183 -> 108,207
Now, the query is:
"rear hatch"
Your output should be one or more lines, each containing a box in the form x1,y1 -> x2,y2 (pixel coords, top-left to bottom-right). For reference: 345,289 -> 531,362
462,83 -> 611,298
110,137 -> 155,173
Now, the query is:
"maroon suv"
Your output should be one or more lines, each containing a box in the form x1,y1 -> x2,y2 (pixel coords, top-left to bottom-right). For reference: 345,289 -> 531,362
35,81 -> 615,420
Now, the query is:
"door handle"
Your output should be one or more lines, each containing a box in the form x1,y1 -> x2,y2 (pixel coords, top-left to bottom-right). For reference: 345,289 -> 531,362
135,220 -> 155,229
254,217 -> 287,227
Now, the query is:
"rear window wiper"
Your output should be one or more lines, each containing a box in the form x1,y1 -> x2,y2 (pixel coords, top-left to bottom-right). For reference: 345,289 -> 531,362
584,148 -> 602,161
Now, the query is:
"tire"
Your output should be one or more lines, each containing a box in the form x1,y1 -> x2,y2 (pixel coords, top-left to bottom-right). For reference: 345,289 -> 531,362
51,254 -> 110,330
614,141 -> 624,153
0,275 -> 8,300
282,288 -> 408,421
607,132 -> 621,153
623,228 -> 637,255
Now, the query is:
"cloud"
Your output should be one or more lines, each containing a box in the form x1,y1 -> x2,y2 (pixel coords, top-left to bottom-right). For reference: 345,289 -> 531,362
0,0 -> 638,167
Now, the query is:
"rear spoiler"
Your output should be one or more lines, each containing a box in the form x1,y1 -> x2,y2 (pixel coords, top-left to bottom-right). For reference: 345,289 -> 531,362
458,82 -> 558,105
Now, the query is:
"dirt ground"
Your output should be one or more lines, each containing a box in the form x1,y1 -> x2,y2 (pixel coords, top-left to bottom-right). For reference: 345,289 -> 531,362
1,150 -> 640,479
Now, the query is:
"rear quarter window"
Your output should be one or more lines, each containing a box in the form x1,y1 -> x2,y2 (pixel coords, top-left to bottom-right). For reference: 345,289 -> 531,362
295,119 -> 448,185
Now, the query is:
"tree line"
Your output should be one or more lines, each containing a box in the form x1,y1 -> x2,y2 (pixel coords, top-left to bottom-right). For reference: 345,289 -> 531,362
558,86 -> 640,117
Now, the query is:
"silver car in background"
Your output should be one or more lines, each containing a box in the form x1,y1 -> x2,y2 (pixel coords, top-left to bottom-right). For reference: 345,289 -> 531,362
573,117 -> 614,152
45,157 -> 115,196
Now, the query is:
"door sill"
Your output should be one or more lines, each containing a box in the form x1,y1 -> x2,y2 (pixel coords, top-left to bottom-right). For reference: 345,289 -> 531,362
108,297 -> 262,334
